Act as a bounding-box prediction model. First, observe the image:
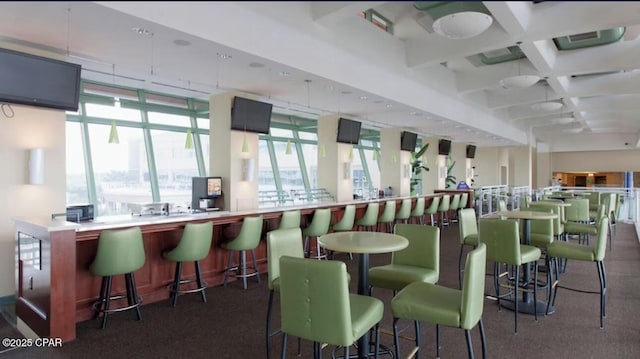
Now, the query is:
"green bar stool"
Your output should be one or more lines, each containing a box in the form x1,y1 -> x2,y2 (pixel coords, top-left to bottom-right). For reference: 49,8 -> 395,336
163,221 -> 213,307
330,204 -> 356,259
424,196 -> 440,226
222,215 -> 263,289
449,194 -> 461,223
302,208 -> 331,259
410,197 -> 425,224
278,210 -> 300,230
377,200 -> 396,233
437,194 -> 450,228
90,226 -> 146,329
458,208 -> 479,289
356,202 -> 379,231
395,198 -> 412,225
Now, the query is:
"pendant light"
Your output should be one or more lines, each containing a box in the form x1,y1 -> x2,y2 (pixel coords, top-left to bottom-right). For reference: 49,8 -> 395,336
285,139 -> 292,155
372,149 -> 377,161
241,133 -> 249,153
349,147 -> 354,161
108,120 -> 119,144
185,129 -> 194,149
319,143 -> 326,158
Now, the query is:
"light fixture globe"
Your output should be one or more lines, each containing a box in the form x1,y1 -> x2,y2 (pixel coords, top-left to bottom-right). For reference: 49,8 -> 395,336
531,101 -> 563,112
500,75 -> 542,89
432,11 -> 493,39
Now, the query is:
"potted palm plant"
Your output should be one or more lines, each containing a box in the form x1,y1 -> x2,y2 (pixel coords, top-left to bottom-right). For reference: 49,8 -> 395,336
445,155 -> 457,189
410,143 -> 429,195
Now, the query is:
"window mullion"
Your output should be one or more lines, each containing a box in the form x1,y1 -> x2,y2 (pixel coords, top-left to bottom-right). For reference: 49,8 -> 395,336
266,139 -> 283,193
80,102 -> 99,210
138,90 -> 161,202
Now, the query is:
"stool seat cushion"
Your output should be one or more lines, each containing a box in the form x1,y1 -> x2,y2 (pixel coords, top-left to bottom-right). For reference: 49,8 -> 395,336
520,244 -> 542,264
564,222 -> 598,235
529,233 -> 552,248
349,294 -> 384,341
547,241 -> 596,261
369,265 -> 438,292
392,281 -> 461,328
463,233 -> 479,246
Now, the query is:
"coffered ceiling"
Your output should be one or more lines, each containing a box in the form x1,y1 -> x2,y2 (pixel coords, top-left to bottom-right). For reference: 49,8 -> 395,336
1,1 -> 640,151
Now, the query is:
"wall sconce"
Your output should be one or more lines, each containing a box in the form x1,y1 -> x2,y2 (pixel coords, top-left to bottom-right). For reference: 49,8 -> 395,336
29,148 -> 44,185
241,158 -> 254,181
404,164 -> 411,179
319,143 -> 326,158
343,162 -> 352,180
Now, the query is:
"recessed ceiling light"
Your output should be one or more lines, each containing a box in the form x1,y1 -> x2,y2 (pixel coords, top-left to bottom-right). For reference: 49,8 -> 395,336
249,62 -> 265,68
279,71 -> 291,77
410,111 -> 423,116
131,27 -> 152,36
217,53 -> 232,60
173,39 -> 191,47
386,104 -> 393,108
359,96 -> 368,101
325,85 -> 334,91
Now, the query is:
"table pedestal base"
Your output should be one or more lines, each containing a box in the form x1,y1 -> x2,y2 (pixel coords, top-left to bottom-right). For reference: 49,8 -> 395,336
500,299 -> 554,315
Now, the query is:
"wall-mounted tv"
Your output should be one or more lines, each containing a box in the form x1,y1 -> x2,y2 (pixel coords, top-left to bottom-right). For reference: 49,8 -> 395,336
466,144 -> 477,159
438,139 -> 452,155
230,96 -> 273,134
400,131 -> 418,152
0,47 -> 81,111
336,117 -> 361,144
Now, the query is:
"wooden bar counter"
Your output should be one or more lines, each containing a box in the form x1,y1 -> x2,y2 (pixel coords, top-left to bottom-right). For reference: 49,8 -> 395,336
14,194 -> 442,342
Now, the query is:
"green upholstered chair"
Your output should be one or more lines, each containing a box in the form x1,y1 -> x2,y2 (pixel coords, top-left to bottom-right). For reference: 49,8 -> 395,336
458,208 -> 479,289
563,198 -> 591,244
497,199 -> 507,212
603,193 -> 617,250
302,208 -> 331,259
530,201 -> 565,242
368,224 -> 439,294
222,215 -> 263,289
163,221 -> 213,307
436,194 -> 450,228
546,216 -> 609,328
395,198 -> 412,225
356,202 -> 379,231
410,197 -> 426,224
278,210 -> 301,230
391,243 -> 487,359
459,192 -> 469,210
279,256 -> 383,359
377,200 -> 396,233
266,228 -> 304,359
424,196 -> 440,226
449,194 -> 461,223
479,218 -> 541,333
519,194 -> 530,210
90,226 -> 146,329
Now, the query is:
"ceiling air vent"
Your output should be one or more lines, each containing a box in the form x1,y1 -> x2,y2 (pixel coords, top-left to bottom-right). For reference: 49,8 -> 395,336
568,31 -> 600,43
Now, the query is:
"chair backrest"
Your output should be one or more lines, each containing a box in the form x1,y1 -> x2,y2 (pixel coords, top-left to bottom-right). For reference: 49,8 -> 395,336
392,224 -> 439,279
90,226 -> 146,277
519,195 -> 530,210
594,216 -> 609,261
165,221 -> 213,262
498,199 -> 507,212
357,202 -> 380,226
458,208 -> 478,245
410,197 -> 425,217
267,228 -> 304,290
332,205 -> 356,232
279,210 -> 301,230
479,218 -> 522,265
449,194 -> 461,211
395,199 -> 412,220
527,207 -> 554,246
378,200 -> 396,223
279,256 -> 354,346
225,215 -> 264,250
459,193 -> 469,210
605,193 -> 617,218
565,198 -> 589,222
304,208 -> 332,237
460,243 -> 486,330
437,194 -> 450,212
529,202 -> 564,235
424,196 -> 440,215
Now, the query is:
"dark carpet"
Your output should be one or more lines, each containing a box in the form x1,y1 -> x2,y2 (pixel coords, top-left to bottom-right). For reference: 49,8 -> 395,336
1,221 -> 639,358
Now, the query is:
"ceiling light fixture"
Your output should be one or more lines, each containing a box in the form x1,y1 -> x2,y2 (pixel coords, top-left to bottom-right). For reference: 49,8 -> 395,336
500,43 -> 541,89
433,11 -> 493,39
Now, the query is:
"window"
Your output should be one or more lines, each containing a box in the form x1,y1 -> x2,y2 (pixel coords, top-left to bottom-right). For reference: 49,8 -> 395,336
150,129 -> 199,206
65,122 -> 89,204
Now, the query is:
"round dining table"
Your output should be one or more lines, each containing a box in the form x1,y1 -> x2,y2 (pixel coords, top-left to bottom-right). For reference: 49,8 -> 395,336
319,231 -> 408,359
496,210 -> 557,315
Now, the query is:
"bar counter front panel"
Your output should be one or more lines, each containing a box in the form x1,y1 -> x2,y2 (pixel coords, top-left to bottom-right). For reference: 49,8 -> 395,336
16,192 -> 470,342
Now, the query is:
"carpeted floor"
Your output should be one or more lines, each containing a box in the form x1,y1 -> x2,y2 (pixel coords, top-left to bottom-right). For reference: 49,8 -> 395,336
1,221 -> 639,358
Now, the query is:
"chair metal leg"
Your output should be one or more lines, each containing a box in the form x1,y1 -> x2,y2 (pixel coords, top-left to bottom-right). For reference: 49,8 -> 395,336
514,265 -> 520,334
195,260 -> 207,303
533,261 -> 539,321
128,272 -> 142,321
465,329 -> 474,359
344,345 -> 349,359
479,318 -> 487,359
597,261 -> 606,328
223,250 -> 234,287
93,277 -> 107,320
375,323 -> 380,359
251,249 -> 261,283
171,262 -> 182,307
266,290 -> 274,359
281,333 -> 288,359
393,318 -> 401,359
436,323 -> 440,358
240,250 -> 248,289
100,276 -> 113,329
494,263 -> 501,310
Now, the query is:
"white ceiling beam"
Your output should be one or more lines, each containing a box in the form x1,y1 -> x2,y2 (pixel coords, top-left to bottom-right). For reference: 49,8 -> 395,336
311,2 -> 386,26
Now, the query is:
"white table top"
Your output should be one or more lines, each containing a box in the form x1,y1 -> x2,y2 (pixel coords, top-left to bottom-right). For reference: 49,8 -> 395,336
496,210 -> 558,220
319,231 -> 408,254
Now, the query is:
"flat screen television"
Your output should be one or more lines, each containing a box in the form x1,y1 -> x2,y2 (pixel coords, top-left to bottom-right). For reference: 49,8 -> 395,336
0,47 -> 81,111
400,131 -> 418,152
438,139 -> 452,155
230,96 -> 273,134
336,117 -> 361,144
466,144 -> 477,159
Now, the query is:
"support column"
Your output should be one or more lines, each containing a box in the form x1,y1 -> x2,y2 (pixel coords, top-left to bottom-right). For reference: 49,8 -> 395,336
210,92 -> 259,211
317,115 -> 353,202
380,128 -> 409,197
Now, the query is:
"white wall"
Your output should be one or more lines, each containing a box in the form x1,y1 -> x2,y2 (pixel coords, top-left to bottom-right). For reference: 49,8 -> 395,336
552,149 -> 640,172
472,146 -> 509,187
0,105 -> 66,297
509,145 -> 532,187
